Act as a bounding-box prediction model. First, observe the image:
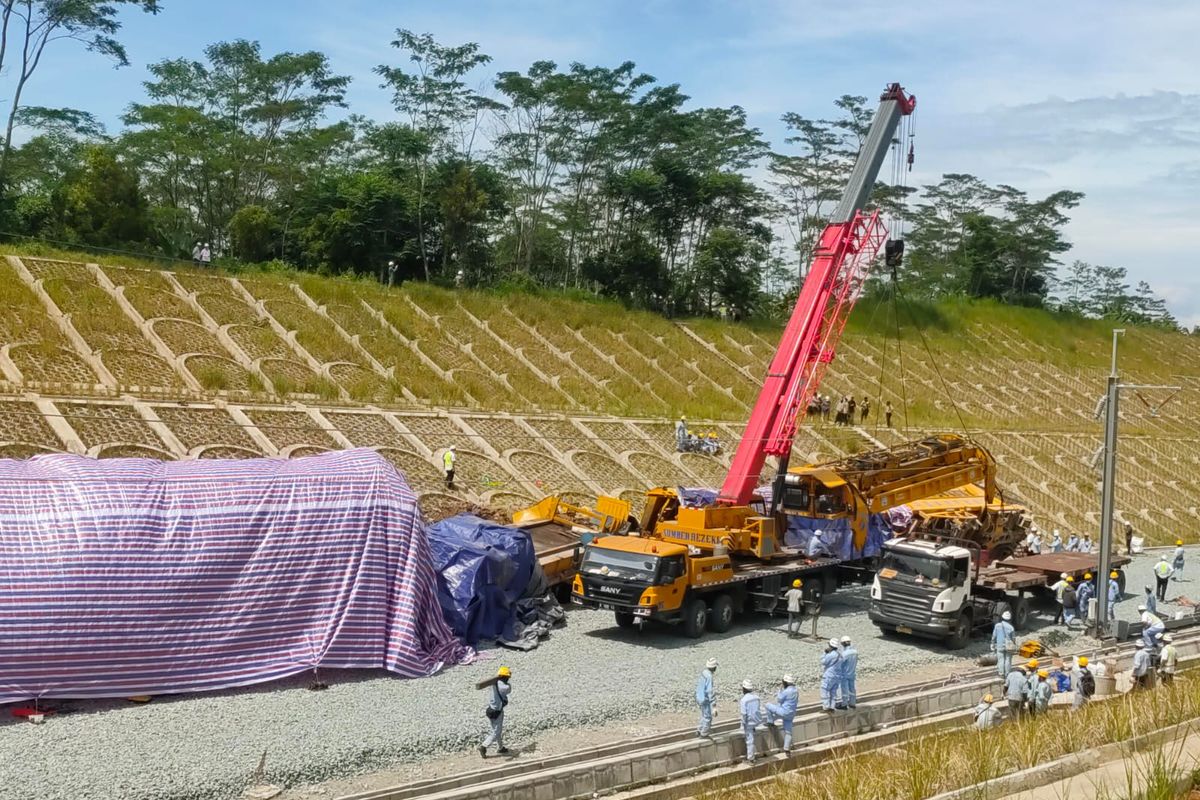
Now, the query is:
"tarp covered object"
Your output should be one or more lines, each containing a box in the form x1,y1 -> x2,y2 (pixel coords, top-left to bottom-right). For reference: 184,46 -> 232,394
425,514 -> 535,644
0,449 -> 471,704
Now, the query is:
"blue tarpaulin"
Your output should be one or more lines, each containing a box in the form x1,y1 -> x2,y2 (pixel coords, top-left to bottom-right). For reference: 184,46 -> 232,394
686,485 -> 891,561
426,514 -> 536,645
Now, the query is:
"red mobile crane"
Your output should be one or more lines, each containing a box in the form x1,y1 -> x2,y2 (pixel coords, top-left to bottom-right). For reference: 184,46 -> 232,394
568,84 -> 924,636
721,82 -> 916,505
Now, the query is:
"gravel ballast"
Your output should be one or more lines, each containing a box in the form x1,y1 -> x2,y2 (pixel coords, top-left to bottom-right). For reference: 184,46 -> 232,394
2,545 -> 1195,800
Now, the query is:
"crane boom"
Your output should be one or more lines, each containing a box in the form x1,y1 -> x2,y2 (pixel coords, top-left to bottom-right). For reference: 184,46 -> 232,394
718,83 -> 915,506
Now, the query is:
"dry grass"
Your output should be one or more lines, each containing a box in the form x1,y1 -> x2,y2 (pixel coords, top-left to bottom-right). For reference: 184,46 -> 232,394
727,682 -> 1200,800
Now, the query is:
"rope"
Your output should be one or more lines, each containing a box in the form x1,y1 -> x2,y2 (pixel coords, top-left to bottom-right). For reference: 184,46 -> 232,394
893,279 -> 973,439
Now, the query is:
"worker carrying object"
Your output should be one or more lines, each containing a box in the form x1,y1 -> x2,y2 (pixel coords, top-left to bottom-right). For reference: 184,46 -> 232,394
1173,540 -> 1185,582
973,693 -> 1000,730
1004,665 -> 1028,717
1137,605 -> 1164,650
765,674 -> 799,751
819,639 -> 842,712
739,679 -> 765,764
1154,556 -> 1174,601
675,416 -> 688,451
480,666 -> 512,758
992,610 -> 1016,678
443,446 -> 457,489
784,579 -> 804,638
695,658 -> 718,738
1077,574 -> 1095,624
1159,633 -> 1178,685
839,635 -> 858,708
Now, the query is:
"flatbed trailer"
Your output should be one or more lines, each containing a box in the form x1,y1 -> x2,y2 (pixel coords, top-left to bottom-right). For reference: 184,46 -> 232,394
573,538 -> 866,637
979,552 -> 1132,593
513,520 -> 585,593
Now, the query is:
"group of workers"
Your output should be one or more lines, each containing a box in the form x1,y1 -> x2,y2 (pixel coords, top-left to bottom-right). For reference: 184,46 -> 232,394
693,634 -> 859,764
991,655 -> 1095,728
1024,526 -> 1095,555
674,417 -> 722,455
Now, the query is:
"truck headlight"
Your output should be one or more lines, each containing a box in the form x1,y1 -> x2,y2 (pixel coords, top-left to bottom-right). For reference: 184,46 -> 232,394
870,578 -> 881,600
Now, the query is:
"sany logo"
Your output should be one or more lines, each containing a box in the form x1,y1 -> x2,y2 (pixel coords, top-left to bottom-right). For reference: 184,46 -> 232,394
597,585 -> 622,594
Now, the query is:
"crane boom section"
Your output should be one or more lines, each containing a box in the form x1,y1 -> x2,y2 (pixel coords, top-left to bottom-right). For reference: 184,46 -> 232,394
718,83 -> 915,506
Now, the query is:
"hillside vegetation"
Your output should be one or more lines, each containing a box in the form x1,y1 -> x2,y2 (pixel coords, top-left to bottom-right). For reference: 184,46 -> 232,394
0,246 -> 1195,545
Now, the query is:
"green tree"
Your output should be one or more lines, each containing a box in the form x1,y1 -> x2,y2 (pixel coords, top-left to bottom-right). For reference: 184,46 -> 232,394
0,0 -> 160,187
376,30 -> 494,280
52,144 -> 149,246
228,204 -> 276,262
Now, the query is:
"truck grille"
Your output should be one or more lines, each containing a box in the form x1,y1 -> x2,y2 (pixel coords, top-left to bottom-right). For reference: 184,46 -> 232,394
878,581 -> 938,626
579,575 -> 644,607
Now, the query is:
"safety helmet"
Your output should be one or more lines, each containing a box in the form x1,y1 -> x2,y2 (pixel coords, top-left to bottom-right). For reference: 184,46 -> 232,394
1111,571 -> 1120,579
498,666 -> 511,678
1137,604 -> 1146,612
1164,634 -> 1173,643
828,638 -> 840,649
1001,611 -> 1011,621
1084,572 -> 1092,580
1178,540 -> 1184,546
1145,586 -> 1153,593
1156,632 -> 1164,640
793,579 -> 802,588
982,693 -> 993,703
841,636 -> 852,645
1060,573 -> 1068,580
1037,669 -> 1048,678
705,657 -> 718,669
1027,659 -> 1038,669
450,445 -> 457,451
1136,640 -> 1146,648
783,673 -> 795,685
741,679 -> 754,691
1066,576 -> 1074,583
1078,656 -> 1089,667
1161,554 -> 1168,561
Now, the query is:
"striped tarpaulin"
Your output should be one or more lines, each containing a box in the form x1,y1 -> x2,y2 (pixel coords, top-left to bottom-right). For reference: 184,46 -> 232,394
0,448 -> 471,703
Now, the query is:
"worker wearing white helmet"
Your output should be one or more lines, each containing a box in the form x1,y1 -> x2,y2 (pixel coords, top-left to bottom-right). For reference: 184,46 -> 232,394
694,658 -> 718,738
1132,640 -> 1152,689
739,678 -> 765,763
443,445 -> 457,489
819,639 -> 842,712
1049,573 -> 1070,625
1160,634 -> 1178,684
839,635 -> 859,709
765,673 -> 799,751
992,609 -> 1016,678
1137,604 -> 1164,649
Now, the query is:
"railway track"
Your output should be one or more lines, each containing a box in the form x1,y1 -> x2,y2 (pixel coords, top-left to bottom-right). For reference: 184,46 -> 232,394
339,624 -> 1200,800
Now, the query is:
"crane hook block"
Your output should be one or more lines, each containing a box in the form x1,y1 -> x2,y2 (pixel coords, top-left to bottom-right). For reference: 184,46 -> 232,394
885,239 -> 905,267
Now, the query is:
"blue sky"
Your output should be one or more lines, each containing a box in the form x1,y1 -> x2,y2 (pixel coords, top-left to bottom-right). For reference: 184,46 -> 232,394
19,0 -> 1200,325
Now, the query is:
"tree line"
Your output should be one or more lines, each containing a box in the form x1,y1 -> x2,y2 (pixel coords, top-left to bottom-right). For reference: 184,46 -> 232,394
0,3 -> 1179,329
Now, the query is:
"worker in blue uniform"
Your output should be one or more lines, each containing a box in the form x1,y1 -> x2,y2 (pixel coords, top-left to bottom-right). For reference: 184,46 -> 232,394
695,657 -> 718,738
480,666 -> 512,757
765,673 -> 799,751
820,638 -> 842,712
739,679 -> 764,763
839,635 -> 859,708
991,610 -> 1015,677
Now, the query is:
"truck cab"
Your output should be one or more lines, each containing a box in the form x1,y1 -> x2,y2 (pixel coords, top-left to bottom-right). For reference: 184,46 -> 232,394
572,536 -> 694,629
869,537 -> 977,647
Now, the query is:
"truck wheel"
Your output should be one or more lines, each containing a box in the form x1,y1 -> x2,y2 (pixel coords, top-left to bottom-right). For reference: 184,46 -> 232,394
682,598 -> 708,639
615,610 -> 636,629
1011,596 -> 1032,631
945,611 -> 972,650
709,594 -> 735,633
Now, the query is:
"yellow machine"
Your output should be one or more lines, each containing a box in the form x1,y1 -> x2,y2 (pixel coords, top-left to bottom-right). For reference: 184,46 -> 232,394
565,434 -> 1014,638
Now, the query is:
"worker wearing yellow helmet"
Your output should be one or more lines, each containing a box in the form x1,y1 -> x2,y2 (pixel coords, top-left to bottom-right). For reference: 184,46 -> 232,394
1028,666 -> 1053,715
480,666 -> 512,758
973,692 -> 1000,729
785,578 -> 805,638
1077,572 -> 1096,625
1072,655 -> 1094,709
1173,539 -> 1186,582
